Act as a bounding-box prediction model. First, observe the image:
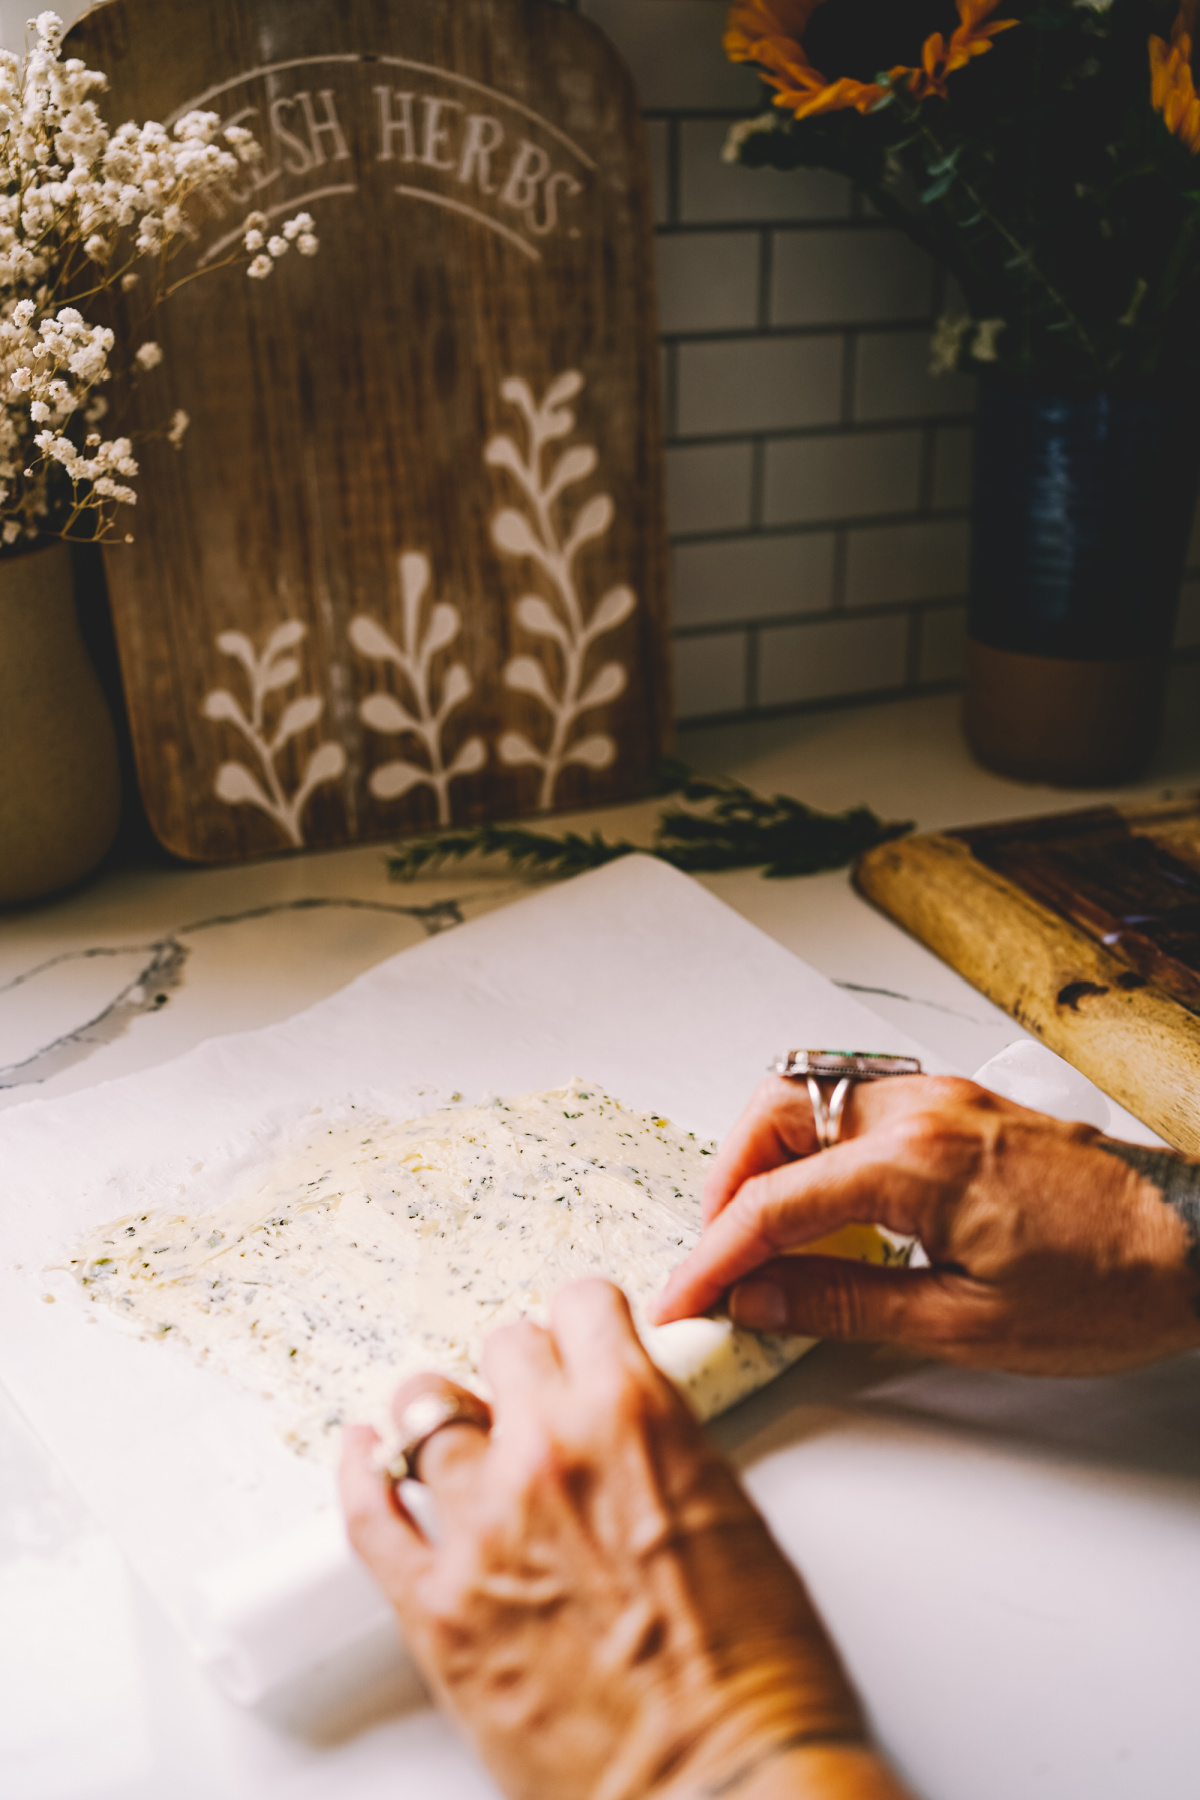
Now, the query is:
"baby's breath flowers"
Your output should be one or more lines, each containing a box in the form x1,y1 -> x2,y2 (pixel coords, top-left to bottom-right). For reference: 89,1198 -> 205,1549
0,12 -> 319,549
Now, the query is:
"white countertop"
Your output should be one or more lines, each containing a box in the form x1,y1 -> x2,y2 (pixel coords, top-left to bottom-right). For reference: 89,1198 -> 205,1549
5,683 -> 1200,1800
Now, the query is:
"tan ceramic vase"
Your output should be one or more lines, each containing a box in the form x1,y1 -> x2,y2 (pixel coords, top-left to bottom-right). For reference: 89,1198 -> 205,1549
0,541 -> 121,904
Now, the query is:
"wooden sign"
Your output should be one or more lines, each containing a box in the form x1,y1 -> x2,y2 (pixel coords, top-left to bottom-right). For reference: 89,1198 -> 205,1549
856,796 -> 1200,1152
66,0 -> 668,860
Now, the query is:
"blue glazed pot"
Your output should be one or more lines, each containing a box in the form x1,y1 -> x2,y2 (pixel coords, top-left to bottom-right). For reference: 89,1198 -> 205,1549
965,380 -> 1200,784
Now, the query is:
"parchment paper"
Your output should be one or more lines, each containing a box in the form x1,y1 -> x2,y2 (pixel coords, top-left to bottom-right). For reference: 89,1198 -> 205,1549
0,857 -> 942,1702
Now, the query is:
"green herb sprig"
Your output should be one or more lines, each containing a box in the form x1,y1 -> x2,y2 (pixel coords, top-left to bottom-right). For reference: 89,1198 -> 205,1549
387,763 -> 911,883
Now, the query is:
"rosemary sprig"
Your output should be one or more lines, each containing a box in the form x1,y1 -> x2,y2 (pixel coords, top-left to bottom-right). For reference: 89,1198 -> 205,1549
387,764 -> 911,883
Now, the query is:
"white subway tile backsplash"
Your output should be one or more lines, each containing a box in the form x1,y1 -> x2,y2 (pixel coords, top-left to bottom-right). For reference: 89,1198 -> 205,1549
845,519 -> 971,608
676,334 -> 843,435
763,430 -> 921,526
656,232 -> 761,334
573,0 -> 997,720
666,440 -> 755,535
672,629 -> 749,717
771,229 -> 934,328
757,612 -> 908,707
855,329 -> 976,422
679,119 -> 852,224
672,531 -> 836,627
579,0 -> 758,108
932,423 -> 974,510
918,604 -> 969,683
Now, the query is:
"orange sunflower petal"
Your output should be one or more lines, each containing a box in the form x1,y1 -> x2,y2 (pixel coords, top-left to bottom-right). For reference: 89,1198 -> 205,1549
1150,3 -> 1200,154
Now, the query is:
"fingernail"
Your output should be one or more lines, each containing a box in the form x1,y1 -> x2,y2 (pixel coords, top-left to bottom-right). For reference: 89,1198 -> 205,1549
730,1280 -> 786,1332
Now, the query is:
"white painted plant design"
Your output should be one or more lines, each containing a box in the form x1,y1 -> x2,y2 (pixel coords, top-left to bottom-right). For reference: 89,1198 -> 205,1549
201,622 -> 345,847
486,370 -> 636,810
350,550 -> 486,825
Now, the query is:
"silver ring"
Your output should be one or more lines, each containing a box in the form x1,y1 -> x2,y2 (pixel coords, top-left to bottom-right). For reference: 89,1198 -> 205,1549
384,1389 -> 491,1484
771,1049 -> 923,1150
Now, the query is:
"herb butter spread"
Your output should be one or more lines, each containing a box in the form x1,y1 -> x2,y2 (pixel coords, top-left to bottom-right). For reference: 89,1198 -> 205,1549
67,1081 -> 815,1458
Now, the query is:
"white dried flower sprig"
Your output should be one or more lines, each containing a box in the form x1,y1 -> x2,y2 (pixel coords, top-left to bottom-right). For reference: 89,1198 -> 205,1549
0,12 -> 319,549
244,209 -> 318,279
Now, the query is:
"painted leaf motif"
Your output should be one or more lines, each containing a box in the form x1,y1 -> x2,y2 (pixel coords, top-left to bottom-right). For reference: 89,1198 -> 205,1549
564,733 -> 616,770
516,595 -> 567,641
424,602 -> 459,658
361,692 -> 417,733
504,655 -> 556,708
545,370 -> 584,410
265,620 -> 306,659
577,662 -> 626,710
449,736 -> 487,776
500,375 -> 536,414
399,552 -> 431,650
300,742 -> 346,788
370,759 -> 433,800
484,434 -> 525,478
272,695 -> 323,749
260,656 -> 300,693
202,688 -> 243,723
439,662 -> 471,711
589,584 -> 636,636
498,731 -> 545,768
216,630 -> 256,670
566,494 -> 614,555
545,444 -> 596,500
349,615 -> 401,662
215,761 -> 271,809
492,508 -> 543,559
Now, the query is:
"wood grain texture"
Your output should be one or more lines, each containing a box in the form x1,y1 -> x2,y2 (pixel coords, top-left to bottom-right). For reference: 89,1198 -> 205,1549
65,0 -> 668,861
855,824 -> 1200,1152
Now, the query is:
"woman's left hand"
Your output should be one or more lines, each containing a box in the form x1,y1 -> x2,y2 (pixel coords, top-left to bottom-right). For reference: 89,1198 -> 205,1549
340,1279 -> 906,1800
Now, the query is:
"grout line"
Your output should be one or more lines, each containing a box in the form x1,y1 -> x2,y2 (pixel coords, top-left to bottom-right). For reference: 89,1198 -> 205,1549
745,626 -> 760,709
657,318 -> 939,345
664,414 -> 976,449
668,506 -> 969,547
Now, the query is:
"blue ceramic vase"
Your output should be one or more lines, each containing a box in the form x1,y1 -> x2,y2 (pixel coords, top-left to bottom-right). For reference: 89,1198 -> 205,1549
965,380 -> 1200,785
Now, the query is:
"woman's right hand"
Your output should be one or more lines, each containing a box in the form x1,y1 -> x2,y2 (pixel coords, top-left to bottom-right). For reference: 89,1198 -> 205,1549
648,1075 -> 1200,1377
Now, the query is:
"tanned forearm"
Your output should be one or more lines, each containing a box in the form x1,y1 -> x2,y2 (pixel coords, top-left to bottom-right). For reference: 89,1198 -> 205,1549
1094,1140 -> 1200,1292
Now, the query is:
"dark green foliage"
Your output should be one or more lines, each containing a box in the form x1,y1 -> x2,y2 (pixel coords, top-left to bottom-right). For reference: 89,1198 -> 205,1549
386,763 -> 911,883
732,0 -> 1200,385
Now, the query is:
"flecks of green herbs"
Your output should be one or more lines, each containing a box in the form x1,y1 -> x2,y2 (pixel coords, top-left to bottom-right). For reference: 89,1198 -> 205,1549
386,762 -> 910,883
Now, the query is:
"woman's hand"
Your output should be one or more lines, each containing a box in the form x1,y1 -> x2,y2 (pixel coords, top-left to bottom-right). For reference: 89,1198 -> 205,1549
340,1279 -> 908,1800
647,1075 -> 1200,1377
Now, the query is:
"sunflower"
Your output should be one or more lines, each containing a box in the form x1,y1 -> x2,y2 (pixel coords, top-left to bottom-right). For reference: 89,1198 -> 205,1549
724,0 -> 1018,121
1150,0 -> 1200,154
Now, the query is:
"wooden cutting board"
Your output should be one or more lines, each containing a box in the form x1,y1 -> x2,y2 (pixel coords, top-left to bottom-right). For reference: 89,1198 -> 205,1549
855,795 -> 1200,1151
66,0 -> 667,861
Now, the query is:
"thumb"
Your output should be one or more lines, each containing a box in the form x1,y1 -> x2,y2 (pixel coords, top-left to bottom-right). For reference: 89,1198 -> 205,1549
728,1255 -> 969,1352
